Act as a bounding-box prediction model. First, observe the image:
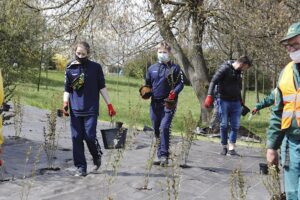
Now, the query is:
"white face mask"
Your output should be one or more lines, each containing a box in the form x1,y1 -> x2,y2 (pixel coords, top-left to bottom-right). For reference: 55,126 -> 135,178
289,50 -> 300,63
157,52 -> 170,63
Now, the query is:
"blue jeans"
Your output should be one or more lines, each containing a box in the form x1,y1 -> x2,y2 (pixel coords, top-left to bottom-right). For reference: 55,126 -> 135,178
218,99 -> 242,145
150,99 -> 175,158
281,136 -> 300,200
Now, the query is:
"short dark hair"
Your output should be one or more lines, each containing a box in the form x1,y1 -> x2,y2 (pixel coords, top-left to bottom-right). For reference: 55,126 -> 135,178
237,55 -> 252,67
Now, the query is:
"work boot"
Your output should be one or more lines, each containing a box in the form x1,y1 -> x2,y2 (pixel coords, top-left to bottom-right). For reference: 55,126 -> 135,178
220,147 -> 228,155
228,149 -> 240,156
92,156 -> 102,172
153,158 -> 161,166
160,156 -> 168,167
74,168 -> 87,177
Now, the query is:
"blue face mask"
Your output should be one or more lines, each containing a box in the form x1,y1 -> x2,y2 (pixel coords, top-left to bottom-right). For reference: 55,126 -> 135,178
157,52 -> 170,63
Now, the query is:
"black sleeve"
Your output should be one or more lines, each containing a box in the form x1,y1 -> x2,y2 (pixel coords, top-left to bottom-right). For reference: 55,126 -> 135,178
145,68 -> 151,86
207,64 -> 228,96
98,64 -> 106,90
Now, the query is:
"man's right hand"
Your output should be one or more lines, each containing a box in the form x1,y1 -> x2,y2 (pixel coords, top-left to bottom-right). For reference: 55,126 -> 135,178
63,101 -> 69,117
204,95 -> 213,108
266,149 -> 279,166
252,108 -> 258,115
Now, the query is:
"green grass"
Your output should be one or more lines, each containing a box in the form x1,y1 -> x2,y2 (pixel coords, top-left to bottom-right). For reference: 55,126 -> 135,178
15,70 -> 271,138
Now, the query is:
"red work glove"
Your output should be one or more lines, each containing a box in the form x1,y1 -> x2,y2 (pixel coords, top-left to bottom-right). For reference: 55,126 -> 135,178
63,101 -> 69,117
252,108 -> 258,115
107,104 -> 116,117
204,95 -> 213,108
168,90 -> 176,100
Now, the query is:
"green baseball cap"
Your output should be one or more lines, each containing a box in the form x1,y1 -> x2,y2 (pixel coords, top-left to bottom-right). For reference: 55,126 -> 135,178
281,22 -> 300,43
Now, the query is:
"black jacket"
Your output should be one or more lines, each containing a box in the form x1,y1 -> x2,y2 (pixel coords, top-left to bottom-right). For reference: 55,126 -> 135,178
207,60 -> 242,101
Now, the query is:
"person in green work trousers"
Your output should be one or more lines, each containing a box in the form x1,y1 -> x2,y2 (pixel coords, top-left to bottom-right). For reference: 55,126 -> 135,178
267,22 -> 300,200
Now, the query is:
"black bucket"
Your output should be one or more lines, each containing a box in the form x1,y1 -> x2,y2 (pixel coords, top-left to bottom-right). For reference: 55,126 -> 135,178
101,128 -> 127,149
259,163 -> 268,175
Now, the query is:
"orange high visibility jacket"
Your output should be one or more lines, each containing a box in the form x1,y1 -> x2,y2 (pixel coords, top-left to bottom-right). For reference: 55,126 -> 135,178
278,62 -> 300,129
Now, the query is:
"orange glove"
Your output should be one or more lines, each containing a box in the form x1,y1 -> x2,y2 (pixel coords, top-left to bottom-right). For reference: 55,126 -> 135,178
63,101 -> 69,117
168,90 -> 176,100
204,95 -> 213,108
107,104 -> 116,117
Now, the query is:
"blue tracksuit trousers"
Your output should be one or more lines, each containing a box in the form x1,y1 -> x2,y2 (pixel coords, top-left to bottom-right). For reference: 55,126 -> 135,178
70,113 -> 102,171
150,99 -> 175,158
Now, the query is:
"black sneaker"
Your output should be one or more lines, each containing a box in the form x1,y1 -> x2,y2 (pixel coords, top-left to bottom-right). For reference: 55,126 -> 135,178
93,157 -> 102,172
228,149 -> 240,156
153,159 -> 161,166
220,147 -> 228,155
74,168 -> 87,177
160,156 -> 168,167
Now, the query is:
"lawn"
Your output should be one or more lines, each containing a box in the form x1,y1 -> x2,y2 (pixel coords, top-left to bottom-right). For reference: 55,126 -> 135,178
15,70 -> 271,139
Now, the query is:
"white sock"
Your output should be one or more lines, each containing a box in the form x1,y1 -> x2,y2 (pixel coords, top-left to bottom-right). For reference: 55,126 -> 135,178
228,143 -> 235,151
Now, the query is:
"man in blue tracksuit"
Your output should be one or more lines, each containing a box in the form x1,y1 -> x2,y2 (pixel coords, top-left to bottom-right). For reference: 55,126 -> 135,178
63,41 -> 116,176
145,41 -> 184,166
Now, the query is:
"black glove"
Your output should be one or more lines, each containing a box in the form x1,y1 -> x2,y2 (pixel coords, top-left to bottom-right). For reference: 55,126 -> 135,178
139,85 -> 152,99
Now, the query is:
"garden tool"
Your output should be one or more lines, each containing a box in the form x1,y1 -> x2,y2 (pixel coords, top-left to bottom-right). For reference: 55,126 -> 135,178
139,85 -> 152,99
248,113 -> 253,121
57,109 -> 69,117
241,104 -> 250,116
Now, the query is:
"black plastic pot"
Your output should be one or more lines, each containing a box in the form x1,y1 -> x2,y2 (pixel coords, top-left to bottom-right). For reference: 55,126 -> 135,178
259,163 -> 268,175
2,103 -> 10,112
101,128 -> 127,149
57,109 -> 63,117
115,121 -> 123,129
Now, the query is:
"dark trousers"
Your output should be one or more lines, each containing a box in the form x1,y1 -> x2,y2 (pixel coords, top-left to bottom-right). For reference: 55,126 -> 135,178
150,100 -> 175,158
70,114 -> 102,171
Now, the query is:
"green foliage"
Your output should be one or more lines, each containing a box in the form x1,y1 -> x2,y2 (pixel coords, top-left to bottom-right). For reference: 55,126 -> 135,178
52,54 -> 68,71
124,51 -> 156,79
0,0 -> 47,102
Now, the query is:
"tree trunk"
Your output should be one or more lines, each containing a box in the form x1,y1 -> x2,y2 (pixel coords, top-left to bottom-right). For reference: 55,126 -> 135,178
255,64 -> 259,103
148,0 -> 210,123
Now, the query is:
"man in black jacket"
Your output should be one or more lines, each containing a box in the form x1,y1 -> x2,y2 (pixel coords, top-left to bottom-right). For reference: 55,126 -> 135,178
204,56 -> 252,156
